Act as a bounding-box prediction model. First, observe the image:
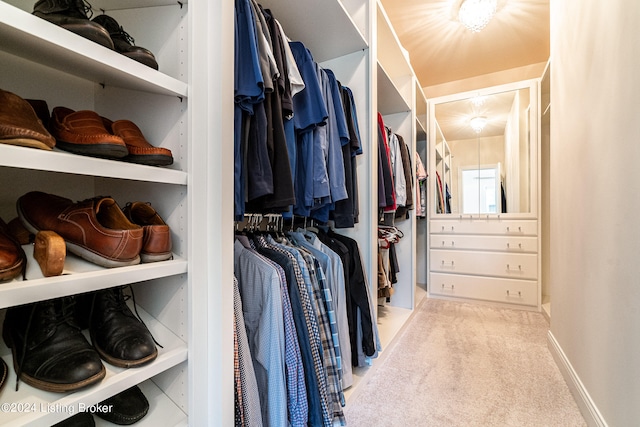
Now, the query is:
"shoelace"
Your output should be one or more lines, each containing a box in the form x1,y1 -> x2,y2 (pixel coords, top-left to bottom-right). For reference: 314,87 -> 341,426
69,0 -> 94,19
88,285 -> 163,348
15,297 -> 77,391
115,25 -> 136,46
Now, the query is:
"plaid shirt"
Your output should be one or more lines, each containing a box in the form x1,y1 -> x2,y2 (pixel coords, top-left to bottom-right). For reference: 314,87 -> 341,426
233,276 -> 263,427
299,249 -> 346,424
255,236 -> 332,427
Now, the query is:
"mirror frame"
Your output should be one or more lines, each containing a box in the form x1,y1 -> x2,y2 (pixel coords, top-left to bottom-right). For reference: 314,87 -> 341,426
428,79 -> 540,219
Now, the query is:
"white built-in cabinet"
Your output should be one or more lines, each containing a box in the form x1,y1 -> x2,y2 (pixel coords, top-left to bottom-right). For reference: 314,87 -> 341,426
0,0 -> 423,423
427,80 -> 541,310
0,0 -> 234,425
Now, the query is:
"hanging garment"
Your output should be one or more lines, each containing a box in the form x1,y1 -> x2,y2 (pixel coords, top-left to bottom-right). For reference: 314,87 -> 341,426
289,230 -> 353,388
253,236 -> 335,427
395,135 -> 414,219
234,239 -> 287,427
234,0 -> 265,219
415,151 -> 427,217
377,114 -> 396,212
254,243 -> 326,427
234,276 -> 263,427
388,131 -> 407,208
326,230 -> 378,364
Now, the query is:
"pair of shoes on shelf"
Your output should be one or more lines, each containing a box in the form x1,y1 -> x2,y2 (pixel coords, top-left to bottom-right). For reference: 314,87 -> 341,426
3,288 -> 158,393
32,0 -> 158,69
0,89 -> 173,166
0,217 -> 27,283
17,191 -> 172,268
0,89 -> 55,151
52,385 -> 149,426
48,104 -> 173,166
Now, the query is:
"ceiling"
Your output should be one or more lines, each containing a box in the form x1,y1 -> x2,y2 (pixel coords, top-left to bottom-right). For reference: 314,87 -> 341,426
380,0 -> 550,89
435,89 -> 518,140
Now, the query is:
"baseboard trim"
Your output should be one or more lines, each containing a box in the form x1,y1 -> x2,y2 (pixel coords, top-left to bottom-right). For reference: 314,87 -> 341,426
547,331 -> 608,427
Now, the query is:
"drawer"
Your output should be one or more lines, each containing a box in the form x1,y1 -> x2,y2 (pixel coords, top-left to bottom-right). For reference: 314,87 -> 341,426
430,249 -> 538,280
430,218 -> 537,236
430,235 -> 538,252
430,272 -> 538,306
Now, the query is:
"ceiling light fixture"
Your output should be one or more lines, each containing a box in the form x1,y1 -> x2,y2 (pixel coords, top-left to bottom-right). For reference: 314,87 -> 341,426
458,0 -> 497,33
470,116 -> 488,133
471,95 -> 488,108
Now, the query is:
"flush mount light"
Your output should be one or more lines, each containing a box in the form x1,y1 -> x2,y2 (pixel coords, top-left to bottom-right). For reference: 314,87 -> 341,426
458,0 -> 497,32
470,116 -> 488,133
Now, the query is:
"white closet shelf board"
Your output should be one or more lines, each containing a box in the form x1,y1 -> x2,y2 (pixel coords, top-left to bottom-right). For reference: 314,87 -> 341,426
259,0 -> 368,63
94,380 -> 187,427
0,304 -> 188,427
0,145 -> 187,185
376,1 -> 413,81
0,3 -> 187,97
90,0 -> 187,9
378,62 -> 410,115
0,249 -> 187,309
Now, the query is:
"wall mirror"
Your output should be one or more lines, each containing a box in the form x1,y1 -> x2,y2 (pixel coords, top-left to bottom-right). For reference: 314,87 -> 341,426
430,80 -> 538,217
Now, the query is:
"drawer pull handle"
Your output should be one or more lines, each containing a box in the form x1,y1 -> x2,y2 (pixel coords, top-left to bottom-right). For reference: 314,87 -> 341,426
506,243 -> 523,249
507,290 -> 522,297
506,226 -> 523,233
441,284 -> 454,290
506,264 -> 522,271
442,241 -> 445,246
441,260 -> 455,266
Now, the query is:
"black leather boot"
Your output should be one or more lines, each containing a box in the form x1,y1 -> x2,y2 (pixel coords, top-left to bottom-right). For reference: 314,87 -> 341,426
2,297 -> 106,392
33,0 -> 114,49
78,286 -> 158,368
92,14 -> 159,70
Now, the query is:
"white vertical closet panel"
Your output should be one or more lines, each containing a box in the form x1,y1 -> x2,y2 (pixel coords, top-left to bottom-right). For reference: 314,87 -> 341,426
376,1 -> 416,310
415,80 -> 429,289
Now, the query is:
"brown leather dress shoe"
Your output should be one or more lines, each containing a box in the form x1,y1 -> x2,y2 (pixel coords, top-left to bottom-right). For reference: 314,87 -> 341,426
122,202 -> 173,262
17,191 -> 143,268
103,118 -> 173,166
0,217 -> 26,282
49,107 -> 128,159
0,88 -> 56,150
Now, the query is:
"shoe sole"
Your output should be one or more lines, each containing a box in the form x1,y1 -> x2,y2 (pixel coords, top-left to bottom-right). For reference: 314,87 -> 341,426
140,252 -> 173,263
56,140 -> 129,159
17,204 -> 141,268
0,257 -> 25,282
94,341 -> 158,368
0,137 -> 53,151
123,154 -> 174,166
3,329 -> 106,393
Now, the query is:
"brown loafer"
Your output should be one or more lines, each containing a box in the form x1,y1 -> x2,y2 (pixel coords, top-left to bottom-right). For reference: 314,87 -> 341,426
103,118 -> 173,166
50,107 -> 128,159
17,191 -> 143,268
0,89 -> 56,150
122,202 -> 173,262
0,217 -> 27,282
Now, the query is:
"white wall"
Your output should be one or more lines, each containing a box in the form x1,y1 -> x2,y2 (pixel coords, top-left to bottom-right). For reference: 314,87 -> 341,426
550,0 -> 640,425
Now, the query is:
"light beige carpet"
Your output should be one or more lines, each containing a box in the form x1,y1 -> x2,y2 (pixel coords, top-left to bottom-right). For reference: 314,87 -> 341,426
344,298 -> 586,427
